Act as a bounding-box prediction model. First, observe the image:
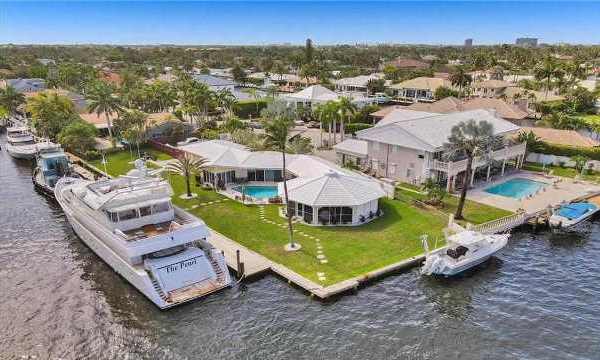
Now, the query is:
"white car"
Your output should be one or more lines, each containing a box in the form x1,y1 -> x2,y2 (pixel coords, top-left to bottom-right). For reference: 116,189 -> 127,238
177,137 -> 200,146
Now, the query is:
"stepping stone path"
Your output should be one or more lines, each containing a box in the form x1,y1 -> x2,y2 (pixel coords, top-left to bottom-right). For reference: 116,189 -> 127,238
256,205 -> 330,284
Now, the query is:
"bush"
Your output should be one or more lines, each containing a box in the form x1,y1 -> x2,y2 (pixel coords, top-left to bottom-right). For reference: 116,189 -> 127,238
233,99 -> 268,119
536,141 -> 600,161
83,150 -> 101,160
345,122 -> 372,135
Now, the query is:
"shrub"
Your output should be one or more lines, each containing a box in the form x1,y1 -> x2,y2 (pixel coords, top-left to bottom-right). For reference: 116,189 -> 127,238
83,150 -> 101,160
345,122 -> 372,135
536,141 -> 600,161
233,99 -> 268,119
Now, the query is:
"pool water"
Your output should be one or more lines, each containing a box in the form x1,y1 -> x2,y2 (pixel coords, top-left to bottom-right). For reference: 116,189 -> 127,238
485,178 -> 546,199
233,185 -> 279,199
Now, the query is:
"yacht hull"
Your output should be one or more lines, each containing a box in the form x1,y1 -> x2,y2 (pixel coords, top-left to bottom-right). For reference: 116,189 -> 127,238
6,144 -> 36,159
55,180 -> 231,309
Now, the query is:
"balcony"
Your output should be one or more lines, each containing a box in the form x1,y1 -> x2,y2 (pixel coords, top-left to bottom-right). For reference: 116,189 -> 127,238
431,142 -> 527,176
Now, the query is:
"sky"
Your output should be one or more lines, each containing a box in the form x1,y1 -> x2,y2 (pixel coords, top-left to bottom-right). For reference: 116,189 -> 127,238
0,1 -> 598,45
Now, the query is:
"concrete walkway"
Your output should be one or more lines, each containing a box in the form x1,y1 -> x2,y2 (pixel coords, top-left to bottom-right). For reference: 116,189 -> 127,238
208,228 -> 271,277
467,172 -> 600,213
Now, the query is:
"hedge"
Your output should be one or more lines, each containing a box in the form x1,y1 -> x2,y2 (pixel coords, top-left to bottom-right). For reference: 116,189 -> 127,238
345,122 -> 373,135
233,99 -> 268,119
537,142 -> 600,161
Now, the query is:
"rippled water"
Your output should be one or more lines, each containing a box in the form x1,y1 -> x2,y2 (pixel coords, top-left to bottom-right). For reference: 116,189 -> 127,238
1,133 -> 600,359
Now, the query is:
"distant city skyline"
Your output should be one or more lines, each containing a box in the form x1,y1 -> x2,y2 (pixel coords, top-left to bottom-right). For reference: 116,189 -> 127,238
1,1 -> 598,46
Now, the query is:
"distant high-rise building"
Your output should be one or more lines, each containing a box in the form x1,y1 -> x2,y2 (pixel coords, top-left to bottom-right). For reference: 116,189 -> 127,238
464,38 -> 473,48
516,38 -> 538,47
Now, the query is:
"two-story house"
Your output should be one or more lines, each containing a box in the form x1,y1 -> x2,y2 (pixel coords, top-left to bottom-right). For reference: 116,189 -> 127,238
335,108 -> 526,192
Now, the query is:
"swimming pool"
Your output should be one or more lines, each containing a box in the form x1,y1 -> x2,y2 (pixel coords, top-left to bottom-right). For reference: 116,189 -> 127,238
484,178 -> 546,199
233,185 -> 279,199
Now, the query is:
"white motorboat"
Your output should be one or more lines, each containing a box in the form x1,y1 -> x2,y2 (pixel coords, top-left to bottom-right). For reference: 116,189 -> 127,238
54,160 -> 231,309
421,231 -> 509,276
5,126 -> 38,159
32,142 -> 73,197
549,202 -> 599,228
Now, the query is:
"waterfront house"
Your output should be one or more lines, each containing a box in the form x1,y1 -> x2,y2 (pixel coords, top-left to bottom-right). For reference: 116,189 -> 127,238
335,109 -> 526,192
178,139 -> 387,226
390,77 -> 452,103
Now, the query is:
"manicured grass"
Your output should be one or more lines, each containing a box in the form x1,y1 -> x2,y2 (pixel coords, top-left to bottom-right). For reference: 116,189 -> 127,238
579,114 -> 600,125
91,148 -> 450,286
524,162 -> 600,183
395,187 -> 513,225
89,146 -> 173,176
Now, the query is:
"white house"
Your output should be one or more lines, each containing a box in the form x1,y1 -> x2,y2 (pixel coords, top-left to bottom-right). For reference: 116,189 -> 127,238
390,77 -> 452,103
335,109 -> 526,192
178,139 -> 387,226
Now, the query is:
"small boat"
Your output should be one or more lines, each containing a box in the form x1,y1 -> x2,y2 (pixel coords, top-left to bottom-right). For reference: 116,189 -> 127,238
5,126 -> 38,159
549,202 -> 599,228
32,142 -> 73,197
421,231 -> 509,276
55,160 -> 231,309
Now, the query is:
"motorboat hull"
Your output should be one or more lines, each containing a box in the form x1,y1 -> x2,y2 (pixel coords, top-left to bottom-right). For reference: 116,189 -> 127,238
421,233 -> 509,276
55,180 -> 231,309
6,143 -> 37,159
549,205 -> 599,229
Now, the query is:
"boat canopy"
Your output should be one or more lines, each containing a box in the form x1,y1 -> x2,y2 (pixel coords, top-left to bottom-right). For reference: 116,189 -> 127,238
447,231 -> 488,246
557,202 -> 597,220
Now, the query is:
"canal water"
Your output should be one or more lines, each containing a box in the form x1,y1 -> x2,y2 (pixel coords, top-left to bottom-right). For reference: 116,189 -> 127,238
1,134 -> 599,360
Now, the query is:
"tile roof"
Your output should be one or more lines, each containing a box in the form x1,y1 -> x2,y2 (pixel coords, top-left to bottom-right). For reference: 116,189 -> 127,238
408,97 -> 530,120
519,127 -> 599,148
390,77 -> 451,91
333,139 -> 368,157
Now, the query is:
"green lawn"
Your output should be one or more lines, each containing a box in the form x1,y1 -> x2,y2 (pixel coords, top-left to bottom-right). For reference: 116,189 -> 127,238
579,114 -> 600,126
395,187 -> 513,225
92,148 -> 451,286
89,146 -> 173,176
523,162 -> 600,183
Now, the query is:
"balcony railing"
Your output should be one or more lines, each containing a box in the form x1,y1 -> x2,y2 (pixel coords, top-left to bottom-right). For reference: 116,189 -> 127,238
430,142 -> 526,176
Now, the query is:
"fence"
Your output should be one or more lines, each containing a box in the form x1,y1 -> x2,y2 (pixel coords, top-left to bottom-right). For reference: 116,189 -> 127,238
148,139 -> 183,158
468,211 -> 529,234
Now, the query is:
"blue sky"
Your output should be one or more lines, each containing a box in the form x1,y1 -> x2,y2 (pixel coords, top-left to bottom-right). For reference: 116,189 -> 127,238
0,1 -> 598,45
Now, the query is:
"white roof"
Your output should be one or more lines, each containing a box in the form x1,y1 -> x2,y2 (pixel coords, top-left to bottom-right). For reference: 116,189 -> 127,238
375,109 -> 437,127
333,139 -> 368,158
280,169 -> 386,207
178,140 -> 249,168
334,73 -> 384,87
358,109 -> 520,152
283,85 -> 339,103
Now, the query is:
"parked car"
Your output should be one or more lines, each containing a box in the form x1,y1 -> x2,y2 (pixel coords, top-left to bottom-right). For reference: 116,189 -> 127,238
307,121 -> 320,128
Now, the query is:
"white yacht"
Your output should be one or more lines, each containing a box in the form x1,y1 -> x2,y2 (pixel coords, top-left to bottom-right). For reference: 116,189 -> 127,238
421,231 -> 509,276
549,202 -> 599,228
54,160 -> 231,309
32,142 -> 73,196
5,126 -> 38,159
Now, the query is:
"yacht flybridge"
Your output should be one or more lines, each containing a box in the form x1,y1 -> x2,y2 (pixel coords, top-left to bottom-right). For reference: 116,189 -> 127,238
5,126 -> 38,159
54,160 -> 231,309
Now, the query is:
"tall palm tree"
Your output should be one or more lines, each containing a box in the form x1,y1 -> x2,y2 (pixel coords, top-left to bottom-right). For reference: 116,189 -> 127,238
534,57 -> 559,97
337,96 -> 356,142
449,66 -> 472,99
0,85 -> 25,116
261,101 -> 298,250
444,120 -> 496,220
119,109 -> 148,158
165,153 -> 208,198
87,81 -> 122,146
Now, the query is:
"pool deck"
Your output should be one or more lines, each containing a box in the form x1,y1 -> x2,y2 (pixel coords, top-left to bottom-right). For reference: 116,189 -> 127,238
467,172 -> 600,213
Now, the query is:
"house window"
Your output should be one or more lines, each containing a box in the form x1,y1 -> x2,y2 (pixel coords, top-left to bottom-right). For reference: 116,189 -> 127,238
106,211 -> 118,222
406,168 -> 413,179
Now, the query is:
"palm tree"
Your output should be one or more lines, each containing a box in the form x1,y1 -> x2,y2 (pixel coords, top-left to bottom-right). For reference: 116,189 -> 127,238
119,109 -> 148,158
449,66 -> 472,99
87,81 -> 122,146
0,85 -> 25,116
261,101 -> 298,250
337,96 -> 356,142
534,57 -> 559,97
444,120 -> 496,220
165,153 -> 208,199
